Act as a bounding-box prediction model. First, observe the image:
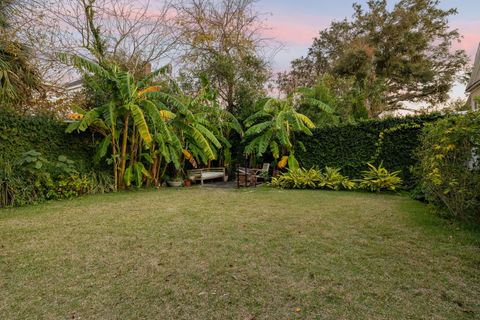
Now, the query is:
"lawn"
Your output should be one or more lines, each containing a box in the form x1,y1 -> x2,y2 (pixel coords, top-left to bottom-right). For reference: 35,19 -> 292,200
0,188 -> 479,319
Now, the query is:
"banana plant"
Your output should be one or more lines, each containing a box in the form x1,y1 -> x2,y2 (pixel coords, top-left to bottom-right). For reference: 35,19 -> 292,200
244,96 -> 316,169
62,54 -> 173,189
146,89 -> 225,169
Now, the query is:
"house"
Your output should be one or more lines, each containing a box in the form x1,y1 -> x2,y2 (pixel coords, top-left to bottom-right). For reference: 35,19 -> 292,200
466,43 -> 480,111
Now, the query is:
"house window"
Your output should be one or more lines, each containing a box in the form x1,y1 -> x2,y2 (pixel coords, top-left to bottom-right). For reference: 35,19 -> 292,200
473,99 -> 478,111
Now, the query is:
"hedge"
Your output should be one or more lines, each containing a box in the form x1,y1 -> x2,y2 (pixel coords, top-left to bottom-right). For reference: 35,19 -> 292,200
295,114 -> 443,188
0,108 -> 94,171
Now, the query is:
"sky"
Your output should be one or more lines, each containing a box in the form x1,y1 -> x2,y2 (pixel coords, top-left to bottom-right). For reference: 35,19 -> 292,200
256,0 -> 480,100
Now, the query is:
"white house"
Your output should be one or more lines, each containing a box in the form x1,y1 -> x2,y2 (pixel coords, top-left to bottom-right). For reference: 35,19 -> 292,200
466,43 -> 480,111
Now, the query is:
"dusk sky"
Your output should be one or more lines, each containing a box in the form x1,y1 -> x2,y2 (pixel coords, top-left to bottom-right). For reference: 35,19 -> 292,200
256,0 -> 480,99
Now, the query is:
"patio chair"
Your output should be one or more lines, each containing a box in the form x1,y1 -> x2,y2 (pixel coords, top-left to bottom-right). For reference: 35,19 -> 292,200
254,163 -> 270,181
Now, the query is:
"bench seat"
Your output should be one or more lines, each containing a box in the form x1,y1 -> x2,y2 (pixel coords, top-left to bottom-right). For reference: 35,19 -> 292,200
187,168 -> 227,185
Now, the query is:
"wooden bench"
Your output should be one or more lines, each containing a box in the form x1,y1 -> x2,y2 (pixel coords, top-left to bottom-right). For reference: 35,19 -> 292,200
187,167 -> 227,186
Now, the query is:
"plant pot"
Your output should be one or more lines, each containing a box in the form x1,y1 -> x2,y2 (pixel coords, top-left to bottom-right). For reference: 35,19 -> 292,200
167,180 -> 183,187
184,179 -> 192,187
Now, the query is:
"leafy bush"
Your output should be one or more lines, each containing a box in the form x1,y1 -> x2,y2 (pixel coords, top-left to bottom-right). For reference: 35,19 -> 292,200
47,174 -> 91,200
295,114 -> 442,188
415,113 -> 480,222
359,163 -> 402,192
270,167 -> 355,190
271,168 -> 323,189
0,150 -> 115,207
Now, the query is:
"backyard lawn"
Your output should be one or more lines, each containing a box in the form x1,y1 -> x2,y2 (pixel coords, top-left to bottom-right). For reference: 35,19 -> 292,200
0,188 -> 479,319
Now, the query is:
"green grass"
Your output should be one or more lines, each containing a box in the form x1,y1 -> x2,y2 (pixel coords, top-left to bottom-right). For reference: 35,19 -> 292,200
1,188 -> 479,319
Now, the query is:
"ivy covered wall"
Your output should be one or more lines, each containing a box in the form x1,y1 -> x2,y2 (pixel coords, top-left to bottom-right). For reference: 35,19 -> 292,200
0,109 -> 94,170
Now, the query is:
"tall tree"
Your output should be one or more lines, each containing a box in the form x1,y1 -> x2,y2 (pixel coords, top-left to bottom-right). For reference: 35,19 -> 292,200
174,0 -> 270,116
22,0 -> 179,81
278,0 -> 468,117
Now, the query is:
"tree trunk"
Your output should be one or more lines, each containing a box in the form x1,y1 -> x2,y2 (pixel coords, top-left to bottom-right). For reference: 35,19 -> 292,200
111,124 -> 118,191
119,114 -> 130,189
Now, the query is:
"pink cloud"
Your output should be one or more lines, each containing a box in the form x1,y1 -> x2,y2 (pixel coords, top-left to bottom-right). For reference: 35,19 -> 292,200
263,15 -> 331,45
451,21 -> 480,61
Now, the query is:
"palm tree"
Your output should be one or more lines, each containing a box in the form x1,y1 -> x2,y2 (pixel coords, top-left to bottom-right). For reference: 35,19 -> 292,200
243,96 -> 316,169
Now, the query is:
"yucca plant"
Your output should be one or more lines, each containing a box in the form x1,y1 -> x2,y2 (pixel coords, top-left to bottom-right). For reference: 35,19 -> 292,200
359,163 -> 402,192
244,97 -> 316,169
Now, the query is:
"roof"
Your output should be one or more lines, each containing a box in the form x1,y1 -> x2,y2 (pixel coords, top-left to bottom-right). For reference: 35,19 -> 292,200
466,43 -> 480,92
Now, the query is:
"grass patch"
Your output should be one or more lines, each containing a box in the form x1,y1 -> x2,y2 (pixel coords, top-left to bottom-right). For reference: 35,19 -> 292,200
1,188 -> 479,319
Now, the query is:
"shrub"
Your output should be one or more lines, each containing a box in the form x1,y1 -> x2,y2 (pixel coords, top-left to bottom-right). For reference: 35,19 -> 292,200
0,150 -> 115,207
359,163 -> 403,192
318,167 -> 356,190
271,168 -> 322,189
270,167 -> 355,190
47,174 -> 91,200
415,113 -> 480,222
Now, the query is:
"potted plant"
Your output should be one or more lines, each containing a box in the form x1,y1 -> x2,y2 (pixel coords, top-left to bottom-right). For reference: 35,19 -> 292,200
167,172 -> 183,187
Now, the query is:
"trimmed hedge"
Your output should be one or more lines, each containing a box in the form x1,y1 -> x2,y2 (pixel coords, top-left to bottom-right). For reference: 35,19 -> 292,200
0,109 -> 94,171
295,114 -> 443,188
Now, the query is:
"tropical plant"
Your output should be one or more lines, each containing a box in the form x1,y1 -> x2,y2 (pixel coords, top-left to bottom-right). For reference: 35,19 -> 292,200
270,168 -> 323,189
63,54 -> 237,190
359,163 -> 402,192
270,166 -> 355,190
318,167 -> 356,190
62,54 -> 176,189
244,96 -> 317,169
